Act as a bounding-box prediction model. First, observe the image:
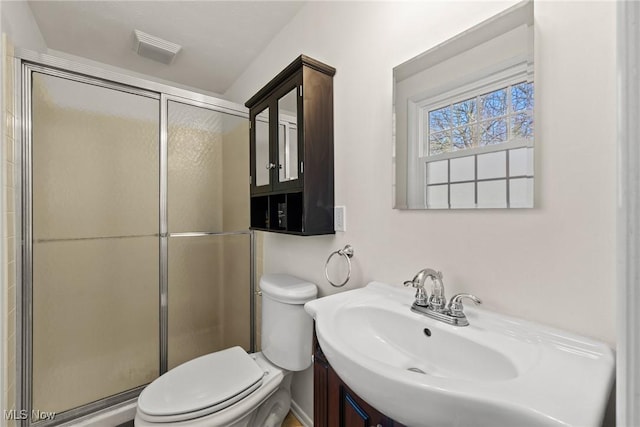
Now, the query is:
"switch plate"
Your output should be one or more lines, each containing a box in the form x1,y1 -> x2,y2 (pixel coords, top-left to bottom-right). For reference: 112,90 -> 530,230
334,206 -> 346,232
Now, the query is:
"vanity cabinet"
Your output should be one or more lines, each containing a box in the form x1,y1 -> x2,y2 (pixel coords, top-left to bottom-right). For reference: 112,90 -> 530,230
245,55 -> 335,235
314,337 -> 406,427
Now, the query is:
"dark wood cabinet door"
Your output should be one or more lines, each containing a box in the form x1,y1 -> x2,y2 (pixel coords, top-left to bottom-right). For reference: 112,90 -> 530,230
314,346 -> 330,427
314,334 -> 406,427
327,365 -> 387,427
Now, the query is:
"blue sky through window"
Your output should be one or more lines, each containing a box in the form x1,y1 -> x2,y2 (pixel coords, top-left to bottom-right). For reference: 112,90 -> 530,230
427,81 -> 534,155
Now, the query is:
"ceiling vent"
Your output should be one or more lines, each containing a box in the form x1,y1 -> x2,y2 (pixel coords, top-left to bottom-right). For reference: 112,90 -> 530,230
133,29 -> 181,65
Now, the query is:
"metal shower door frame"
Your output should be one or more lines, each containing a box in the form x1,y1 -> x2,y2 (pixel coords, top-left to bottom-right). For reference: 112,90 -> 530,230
15,50 -> 255,427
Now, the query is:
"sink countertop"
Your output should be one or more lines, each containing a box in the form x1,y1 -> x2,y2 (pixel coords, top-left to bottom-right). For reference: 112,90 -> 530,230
305,282 -> 615,427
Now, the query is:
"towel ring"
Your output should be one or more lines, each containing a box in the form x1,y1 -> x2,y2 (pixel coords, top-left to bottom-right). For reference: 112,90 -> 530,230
325,245 -> 354,288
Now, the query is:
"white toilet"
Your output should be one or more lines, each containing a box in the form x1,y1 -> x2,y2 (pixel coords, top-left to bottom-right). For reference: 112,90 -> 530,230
135,274 -> 318,427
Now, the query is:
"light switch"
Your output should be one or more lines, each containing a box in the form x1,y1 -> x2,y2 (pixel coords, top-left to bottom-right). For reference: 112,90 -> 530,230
335,206 -> 346,232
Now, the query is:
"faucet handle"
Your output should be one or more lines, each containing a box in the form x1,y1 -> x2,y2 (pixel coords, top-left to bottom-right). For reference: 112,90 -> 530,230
427,272 -> 446,311
403,279 -> 428,306
448,293 -> 482,318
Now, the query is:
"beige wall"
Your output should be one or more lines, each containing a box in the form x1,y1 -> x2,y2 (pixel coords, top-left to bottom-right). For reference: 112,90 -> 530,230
224,1 -> 617,420
0,1 -> 47,53
2,33 -> 17,426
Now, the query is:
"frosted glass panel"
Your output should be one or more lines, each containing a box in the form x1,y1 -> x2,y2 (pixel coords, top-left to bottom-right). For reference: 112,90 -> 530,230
31,72 -> 160,417
169,102 -> 249,232
32,237 -> 159,413
478,180 -> 507,208
450,182 -> 475,208
222,115 -> 250,232
477,151 -> 506,180
28,71 -> 253,421
427,185 -> 448,209
168,234 -> 250,369
427,160 -> 448,184
168,102 -> 221,232
510,177 -> 534,208
509,147 -> 534,177
450,156 -> 475,182
32,73 -> 159,240
168,101 -> 250,368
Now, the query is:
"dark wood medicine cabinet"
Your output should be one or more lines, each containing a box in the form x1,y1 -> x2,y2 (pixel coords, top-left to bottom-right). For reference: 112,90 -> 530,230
245,55 -> 335,235
314,334 -> 406,427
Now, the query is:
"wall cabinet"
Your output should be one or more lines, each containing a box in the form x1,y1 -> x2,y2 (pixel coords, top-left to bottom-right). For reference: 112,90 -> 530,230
246,55 -> 335,235
314,337 -> 406,427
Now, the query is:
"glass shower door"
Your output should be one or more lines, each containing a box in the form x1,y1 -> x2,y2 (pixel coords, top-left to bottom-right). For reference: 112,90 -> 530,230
30,72 -> 160,415
24,65 -> 253,425
166,100 -> 251,369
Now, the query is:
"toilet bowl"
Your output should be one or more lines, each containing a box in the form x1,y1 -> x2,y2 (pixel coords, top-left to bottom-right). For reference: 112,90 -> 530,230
135,274 -> 317,427
135,350 -> 290,427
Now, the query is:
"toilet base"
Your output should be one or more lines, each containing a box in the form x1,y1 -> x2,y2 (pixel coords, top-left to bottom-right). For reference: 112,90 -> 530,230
248,382 -> 291,427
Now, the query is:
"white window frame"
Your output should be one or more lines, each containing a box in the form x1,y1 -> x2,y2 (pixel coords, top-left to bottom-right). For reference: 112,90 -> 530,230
406,56 -> 533,207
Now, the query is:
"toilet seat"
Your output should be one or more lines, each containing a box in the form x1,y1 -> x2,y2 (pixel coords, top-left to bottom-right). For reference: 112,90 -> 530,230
137,346 -> 265,423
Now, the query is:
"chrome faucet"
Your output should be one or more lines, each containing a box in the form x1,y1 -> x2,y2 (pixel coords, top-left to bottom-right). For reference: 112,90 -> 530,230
404,269 -> 481,327
403,268 -> 441,307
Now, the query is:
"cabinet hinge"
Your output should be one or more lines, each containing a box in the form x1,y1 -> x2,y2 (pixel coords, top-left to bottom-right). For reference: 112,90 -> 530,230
249,175 -> 253,185
300,162 -> 304,173
299,85 -> 303,97
249,121 -> 252,130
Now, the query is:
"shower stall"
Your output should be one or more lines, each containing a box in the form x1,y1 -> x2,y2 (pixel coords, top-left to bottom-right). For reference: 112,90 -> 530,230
16,52 -> 255,426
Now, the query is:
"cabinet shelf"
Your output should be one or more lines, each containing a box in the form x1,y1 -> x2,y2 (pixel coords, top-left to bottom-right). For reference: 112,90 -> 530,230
246,55 -> 335,236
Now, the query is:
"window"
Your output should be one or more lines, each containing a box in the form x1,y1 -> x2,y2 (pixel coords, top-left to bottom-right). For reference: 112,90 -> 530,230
425,81 -> 534,156
416,73 -> 535,209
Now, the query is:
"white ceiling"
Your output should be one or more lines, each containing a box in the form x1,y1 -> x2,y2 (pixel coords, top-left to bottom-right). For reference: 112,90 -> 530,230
28,1 -> 306,95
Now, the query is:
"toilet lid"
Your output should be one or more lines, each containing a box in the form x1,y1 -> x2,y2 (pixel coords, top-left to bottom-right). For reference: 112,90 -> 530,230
138,346 -> 264,417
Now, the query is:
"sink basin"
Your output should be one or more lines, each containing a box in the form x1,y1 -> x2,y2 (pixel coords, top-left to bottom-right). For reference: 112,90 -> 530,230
305,282 -> 614,427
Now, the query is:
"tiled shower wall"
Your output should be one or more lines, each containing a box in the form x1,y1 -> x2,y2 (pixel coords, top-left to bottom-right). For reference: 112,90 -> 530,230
3,33 -> 17,425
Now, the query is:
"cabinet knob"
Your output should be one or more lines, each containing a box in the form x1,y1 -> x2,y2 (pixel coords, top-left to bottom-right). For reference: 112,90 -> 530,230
265,163 -> 276,170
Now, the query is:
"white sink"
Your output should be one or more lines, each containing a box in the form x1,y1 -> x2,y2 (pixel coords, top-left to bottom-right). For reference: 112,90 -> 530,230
305,282 -> 614,427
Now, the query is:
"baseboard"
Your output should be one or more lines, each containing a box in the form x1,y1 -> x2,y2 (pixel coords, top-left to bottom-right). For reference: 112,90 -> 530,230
58,400 -> 137,427
291,399 -> 313,427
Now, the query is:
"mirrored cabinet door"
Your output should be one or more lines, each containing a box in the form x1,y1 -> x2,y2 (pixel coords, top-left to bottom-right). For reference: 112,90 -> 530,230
253,106 -> 271,190
278,86 -> 299,184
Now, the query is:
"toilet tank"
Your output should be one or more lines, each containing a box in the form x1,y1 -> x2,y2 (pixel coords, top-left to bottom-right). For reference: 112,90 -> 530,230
260,274 -> 318,371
